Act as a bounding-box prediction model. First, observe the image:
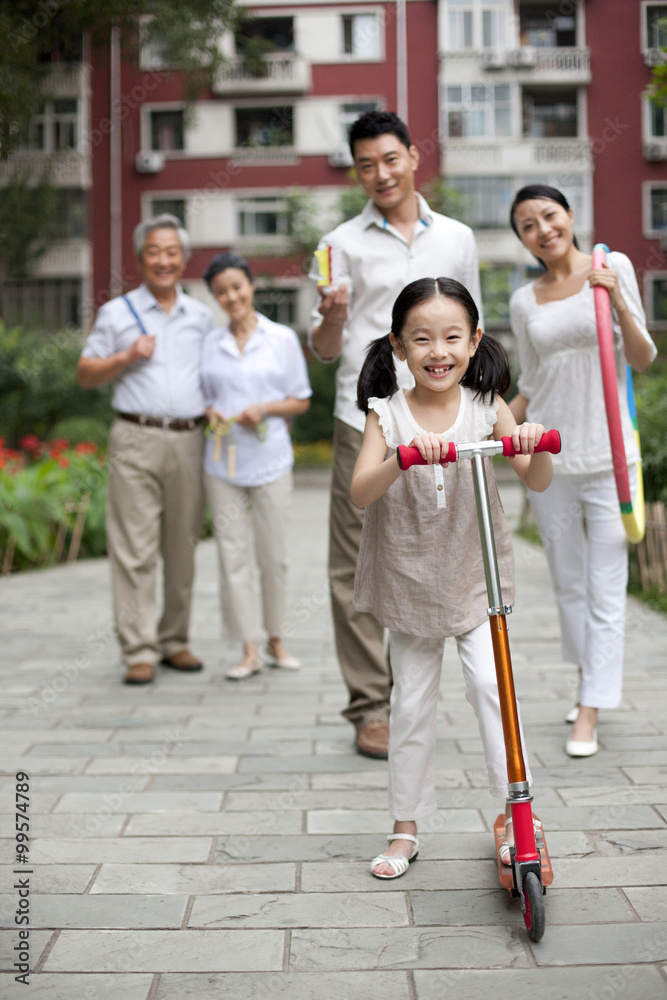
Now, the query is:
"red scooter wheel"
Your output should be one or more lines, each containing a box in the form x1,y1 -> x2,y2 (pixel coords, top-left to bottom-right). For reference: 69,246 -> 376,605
523,871 -> 545,942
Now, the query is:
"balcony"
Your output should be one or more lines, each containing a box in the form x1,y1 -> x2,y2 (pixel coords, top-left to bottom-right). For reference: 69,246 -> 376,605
444,139 -> 591,175
33,239 -> 92,279
479,47 -> 590,83
213,53 -> 311,96
0,151 -> 91,188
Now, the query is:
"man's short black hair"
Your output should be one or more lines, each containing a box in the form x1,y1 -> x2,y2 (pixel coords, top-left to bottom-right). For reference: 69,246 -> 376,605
348,111 -> 411,158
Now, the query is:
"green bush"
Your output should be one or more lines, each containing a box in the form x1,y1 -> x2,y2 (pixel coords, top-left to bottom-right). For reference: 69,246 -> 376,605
292,354 -> 338,444
635,359 -> 667,503
47,417 -> 110,448
0,324 -> 113,446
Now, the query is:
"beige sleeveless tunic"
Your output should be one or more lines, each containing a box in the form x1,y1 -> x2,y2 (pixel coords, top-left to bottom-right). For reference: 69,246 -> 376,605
353,387 -> 515,638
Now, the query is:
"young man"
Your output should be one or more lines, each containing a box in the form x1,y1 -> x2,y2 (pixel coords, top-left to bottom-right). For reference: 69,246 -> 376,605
77,215 -> 214,684
310,111 -> 483,758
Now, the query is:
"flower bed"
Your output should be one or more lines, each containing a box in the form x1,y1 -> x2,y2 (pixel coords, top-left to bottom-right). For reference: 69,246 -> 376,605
0,436 -> 107,573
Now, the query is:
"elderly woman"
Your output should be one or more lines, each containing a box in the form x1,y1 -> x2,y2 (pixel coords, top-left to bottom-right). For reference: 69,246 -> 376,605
202,252 -> 312,679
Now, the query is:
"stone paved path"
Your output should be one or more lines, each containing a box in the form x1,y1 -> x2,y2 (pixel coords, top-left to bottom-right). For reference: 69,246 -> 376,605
1,471 -> 666,999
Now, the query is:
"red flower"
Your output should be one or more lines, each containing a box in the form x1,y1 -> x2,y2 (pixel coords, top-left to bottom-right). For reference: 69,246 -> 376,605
74,441 -> 97,455
58,456 -> 70,468
19,434 -> 41,452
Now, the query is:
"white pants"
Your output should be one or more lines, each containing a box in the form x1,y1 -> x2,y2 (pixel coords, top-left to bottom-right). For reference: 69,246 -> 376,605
387,623 -> 531,821
528,470 -> 628,709
205,471 -> 292,642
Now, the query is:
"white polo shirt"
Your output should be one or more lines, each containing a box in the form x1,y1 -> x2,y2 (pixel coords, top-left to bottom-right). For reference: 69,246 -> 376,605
201,312 -> 312,487
82,284 -> 214,419
309,193 -> 483,433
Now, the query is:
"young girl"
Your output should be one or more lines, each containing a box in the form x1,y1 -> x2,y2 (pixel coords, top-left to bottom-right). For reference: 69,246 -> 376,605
350,277 -> 553,879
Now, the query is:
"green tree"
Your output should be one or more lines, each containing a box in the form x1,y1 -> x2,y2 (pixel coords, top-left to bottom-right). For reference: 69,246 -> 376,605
647,17 -> 667,108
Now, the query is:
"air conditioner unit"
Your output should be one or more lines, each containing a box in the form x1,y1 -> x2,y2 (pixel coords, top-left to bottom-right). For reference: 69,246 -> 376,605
481,49 -> 507,70
135,151 -> 166,174
328,146 -> 354,169
643,142 -> 667,162
510,46 -> 536,68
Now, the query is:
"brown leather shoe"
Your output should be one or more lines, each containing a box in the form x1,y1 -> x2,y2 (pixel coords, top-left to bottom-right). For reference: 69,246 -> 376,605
356,720 -> 389,759
124,662 -> 154,685
160,649 -> 203,672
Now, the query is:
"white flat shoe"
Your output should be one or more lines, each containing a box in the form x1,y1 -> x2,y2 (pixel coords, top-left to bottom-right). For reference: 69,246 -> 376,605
225,656 -> 263,681
565,705 -> 580,724
264,649 -> 301,670
566,729 -> 598,757
370,833 -> 419,880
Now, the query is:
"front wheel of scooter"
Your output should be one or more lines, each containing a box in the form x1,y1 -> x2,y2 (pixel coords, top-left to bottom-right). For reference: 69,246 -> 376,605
523,871 -> 545,942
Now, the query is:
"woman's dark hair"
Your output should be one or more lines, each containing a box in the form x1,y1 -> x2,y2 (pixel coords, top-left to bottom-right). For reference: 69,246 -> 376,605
509,184 -> 579,266
203,251 -> 253,289
356,277 -> 510,413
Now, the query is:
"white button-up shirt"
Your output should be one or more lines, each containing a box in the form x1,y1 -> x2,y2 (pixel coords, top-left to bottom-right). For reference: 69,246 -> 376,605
201,312 -> 312,487
81,284 -> 214,419
309,193 -> 483,433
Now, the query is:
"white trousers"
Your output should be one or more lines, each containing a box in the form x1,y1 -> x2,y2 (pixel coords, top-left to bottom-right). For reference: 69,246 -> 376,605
205,471 -> 292,642
387,623 -> 531,821
528,470 -> 628,709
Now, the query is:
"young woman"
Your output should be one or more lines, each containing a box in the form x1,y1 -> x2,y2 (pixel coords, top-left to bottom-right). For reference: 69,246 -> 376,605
509,185 -> 656,756
351,276 -> 552,878
201,252 -> 312,679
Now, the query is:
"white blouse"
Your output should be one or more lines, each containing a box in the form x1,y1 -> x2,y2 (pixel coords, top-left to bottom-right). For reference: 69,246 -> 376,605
509,252 -> 656,476
201,312 -> 312,487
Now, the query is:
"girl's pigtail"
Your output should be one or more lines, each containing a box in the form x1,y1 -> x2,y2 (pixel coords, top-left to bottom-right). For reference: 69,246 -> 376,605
357,334 -> 398,413
461,333 -> 511,402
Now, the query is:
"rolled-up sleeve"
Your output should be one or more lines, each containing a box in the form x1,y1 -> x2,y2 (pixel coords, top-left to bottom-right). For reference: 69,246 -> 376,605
611,252 -> 658,363
81,304 -> 116,359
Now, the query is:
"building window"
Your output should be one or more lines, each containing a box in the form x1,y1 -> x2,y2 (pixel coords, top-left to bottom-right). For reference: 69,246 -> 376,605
237,196 -> 288,238
447,175 -> 515,227
235,107 -> 293,148
342,13 -> 381,59
237,16 -> 294,53
647,274 -> 667,326
643,3 -> 667,48
150,199 -> 187,226
254,287 -> 298,326
56,189 -> 87,239
650,100 -> 666,139
446,84 -> 512,138
23,99 -> 79,153
150,110 -> 184,152
340,101 -> 381,144
647,185 -> 667,234
519,3 -> 576,47
522,88 -> 578,138
3,278 -> 82,328
446,0 -> 506,49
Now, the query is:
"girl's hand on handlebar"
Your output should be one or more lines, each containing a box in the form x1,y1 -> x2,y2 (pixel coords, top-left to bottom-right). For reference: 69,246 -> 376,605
409,433 -> 446,465
509,422 -> 545,456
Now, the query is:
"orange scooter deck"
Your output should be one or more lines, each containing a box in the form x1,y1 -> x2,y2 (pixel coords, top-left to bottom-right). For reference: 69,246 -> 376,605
494,813 -> 554,893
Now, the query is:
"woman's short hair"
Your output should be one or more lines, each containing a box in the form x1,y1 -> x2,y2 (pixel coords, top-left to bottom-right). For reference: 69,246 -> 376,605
203,252 -> 254,289
133,214 -> 190,261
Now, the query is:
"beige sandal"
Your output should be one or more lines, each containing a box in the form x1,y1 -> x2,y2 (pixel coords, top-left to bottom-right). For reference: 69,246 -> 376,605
225,654 -> 263,681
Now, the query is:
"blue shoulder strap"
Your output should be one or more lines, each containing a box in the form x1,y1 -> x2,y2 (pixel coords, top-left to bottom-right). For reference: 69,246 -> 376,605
122,294 -> 149,336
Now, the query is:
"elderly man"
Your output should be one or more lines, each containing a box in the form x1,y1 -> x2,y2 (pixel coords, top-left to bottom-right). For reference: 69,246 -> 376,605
77,214 -> 213,684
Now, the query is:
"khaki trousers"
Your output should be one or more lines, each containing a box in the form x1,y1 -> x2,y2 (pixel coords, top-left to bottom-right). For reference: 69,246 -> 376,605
330,418 -> 391,728
106,418 -> 204,667
205,471 -> 292,642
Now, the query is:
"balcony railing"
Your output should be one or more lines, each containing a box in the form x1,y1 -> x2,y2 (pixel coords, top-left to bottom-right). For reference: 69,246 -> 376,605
439,46 -> 590,80
444,139 -> 591,172
213,53 -> 311,95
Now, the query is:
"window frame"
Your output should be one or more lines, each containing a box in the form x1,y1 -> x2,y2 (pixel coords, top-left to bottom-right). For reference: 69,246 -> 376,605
234,105 -> 295,150
142,104 -> 186,156
340,8 -> 385,62
644,270 -> 667,329
235,193 -> 290,241
444,82 -> 514,140
641,1 -> 667,49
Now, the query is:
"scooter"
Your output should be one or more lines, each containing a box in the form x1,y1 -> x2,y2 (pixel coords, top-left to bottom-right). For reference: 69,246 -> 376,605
397,428 -> 561,942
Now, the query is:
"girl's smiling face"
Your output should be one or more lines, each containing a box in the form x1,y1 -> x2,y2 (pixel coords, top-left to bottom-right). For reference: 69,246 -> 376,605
390,295 -> 481,395
512,197 -> 575,262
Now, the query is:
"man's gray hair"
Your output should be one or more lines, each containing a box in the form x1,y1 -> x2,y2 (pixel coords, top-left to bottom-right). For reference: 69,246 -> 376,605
133,214 -> 191,261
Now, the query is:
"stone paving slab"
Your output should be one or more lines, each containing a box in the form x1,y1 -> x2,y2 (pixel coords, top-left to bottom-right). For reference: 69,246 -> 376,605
1,475 -> 666,994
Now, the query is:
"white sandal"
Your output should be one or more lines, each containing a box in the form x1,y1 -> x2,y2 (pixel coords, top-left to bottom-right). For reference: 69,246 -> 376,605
370,833 -> 419,880
225,655 -> 263,681
499,816 -> 542,866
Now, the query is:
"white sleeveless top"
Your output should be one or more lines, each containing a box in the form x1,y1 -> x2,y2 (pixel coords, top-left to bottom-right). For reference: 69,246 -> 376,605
354,387 -> 515,638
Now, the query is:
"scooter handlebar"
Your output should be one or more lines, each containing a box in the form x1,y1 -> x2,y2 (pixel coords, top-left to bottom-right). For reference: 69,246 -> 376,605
396,429 -> 561,470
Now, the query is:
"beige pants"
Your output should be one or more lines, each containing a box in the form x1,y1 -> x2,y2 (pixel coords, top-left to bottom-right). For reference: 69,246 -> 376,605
205,471 -> 292,642
330,419 -> 390,728
106,418 -> 204,667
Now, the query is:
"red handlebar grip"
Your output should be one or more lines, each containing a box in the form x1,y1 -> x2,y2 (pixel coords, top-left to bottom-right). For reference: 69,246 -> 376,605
397,442 -> 457,469
501,428 -> 561,457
